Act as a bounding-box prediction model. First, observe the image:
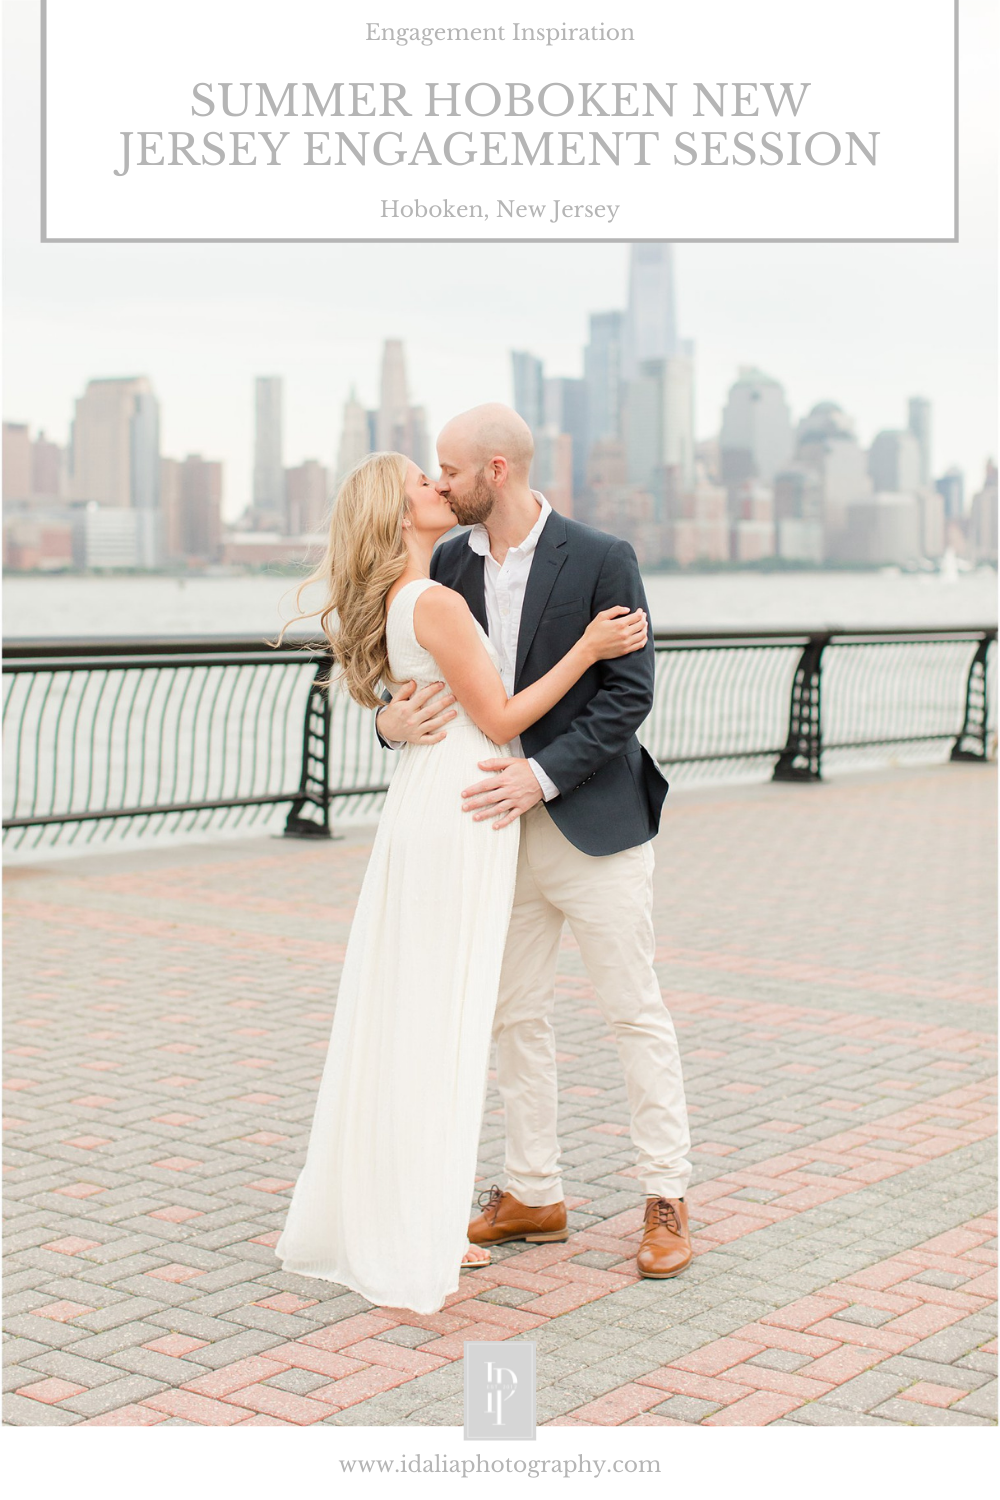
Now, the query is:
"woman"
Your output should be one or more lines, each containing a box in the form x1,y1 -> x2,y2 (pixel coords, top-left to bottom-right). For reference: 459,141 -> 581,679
275,452 -> 647,1314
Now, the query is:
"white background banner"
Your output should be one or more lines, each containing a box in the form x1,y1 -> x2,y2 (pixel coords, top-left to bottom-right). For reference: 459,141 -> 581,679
43,0 -> 957,241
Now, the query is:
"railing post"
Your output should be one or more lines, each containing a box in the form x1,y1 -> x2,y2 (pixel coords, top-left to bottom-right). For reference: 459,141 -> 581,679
773,633 -> 829,782
950,631 -> 996,763
284,652 -> 334,838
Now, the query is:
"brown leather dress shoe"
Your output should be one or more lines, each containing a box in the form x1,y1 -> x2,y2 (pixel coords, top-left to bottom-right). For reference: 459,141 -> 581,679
636,1197 -> 692,1279
467,1186 -> 569,1247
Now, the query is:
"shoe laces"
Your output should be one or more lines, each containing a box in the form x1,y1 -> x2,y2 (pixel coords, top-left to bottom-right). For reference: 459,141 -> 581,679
478,1185 -> 505,1223
646,1198 -> 682,1234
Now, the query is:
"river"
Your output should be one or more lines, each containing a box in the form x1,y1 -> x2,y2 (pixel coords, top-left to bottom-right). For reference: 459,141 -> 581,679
3,565 -> 996,639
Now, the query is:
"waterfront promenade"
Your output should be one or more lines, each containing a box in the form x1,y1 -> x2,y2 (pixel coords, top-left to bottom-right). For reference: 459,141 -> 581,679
3,762 -> 996,1427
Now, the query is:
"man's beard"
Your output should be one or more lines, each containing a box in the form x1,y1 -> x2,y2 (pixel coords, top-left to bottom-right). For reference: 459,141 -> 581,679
446,468 -> 495,527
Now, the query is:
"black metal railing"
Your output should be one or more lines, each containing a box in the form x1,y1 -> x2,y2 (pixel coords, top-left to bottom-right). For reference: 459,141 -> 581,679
3,626 -> 995,849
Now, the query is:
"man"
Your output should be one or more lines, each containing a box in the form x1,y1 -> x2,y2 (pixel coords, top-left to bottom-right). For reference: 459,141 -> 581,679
376,404 -> 692,1277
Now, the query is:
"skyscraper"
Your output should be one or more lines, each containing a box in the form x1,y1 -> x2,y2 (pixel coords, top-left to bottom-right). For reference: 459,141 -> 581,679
336,387 -> 372,484
374,341 -> 429,470
661,348 -> 696,494
543,376 -> 588,498
907,396 -> 932,486
720,367 -> 794,493
31,432 -> 64,500
162,454 -> 223,562
621,365 -> 664,491
252,376 -> 284,529
969,461 -> 998,564
533,428 -> 573,516
2,422 -> 31,502
511,351 -> 545,433
623,243 -> 678,380
785,402 -> 872,562
1,424 -> 67,506
377,340 -> 409,452
842,493 -> 922,565
584,311 -> 624,447
406,405 -> 430,474
130,390 -> 162,567
868,429 -> 922,493
620,351 -> 695,508
70,377 -> 159,508
69,376 -> 162,565
285,460 -> 329,536
935,466 -> 965,520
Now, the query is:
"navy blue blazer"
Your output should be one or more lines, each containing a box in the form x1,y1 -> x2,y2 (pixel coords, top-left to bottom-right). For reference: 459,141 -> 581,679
380,509 -> 668,857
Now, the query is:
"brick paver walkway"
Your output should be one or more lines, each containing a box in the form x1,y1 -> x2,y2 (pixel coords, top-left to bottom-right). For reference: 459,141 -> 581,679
4,763 -> 996,1427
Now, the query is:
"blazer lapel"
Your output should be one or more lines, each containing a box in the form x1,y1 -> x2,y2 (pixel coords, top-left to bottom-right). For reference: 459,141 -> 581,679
457,540 -> 488,632
515,511 -> 568,687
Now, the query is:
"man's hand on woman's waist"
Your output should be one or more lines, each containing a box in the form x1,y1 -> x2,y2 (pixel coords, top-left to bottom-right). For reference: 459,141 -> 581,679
376,680 -> 457,746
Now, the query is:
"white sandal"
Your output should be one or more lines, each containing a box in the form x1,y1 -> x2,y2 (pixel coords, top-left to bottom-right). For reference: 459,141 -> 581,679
461,1243 -> 492,1269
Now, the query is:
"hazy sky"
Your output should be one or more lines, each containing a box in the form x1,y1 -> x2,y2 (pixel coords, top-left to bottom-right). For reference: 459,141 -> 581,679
3,0 -> 997,520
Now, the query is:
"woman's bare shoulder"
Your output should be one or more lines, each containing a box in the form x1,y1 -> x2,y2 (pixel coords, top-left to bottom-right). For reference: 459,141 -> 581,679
414,583 -> 472,623
412,583 -> 475,650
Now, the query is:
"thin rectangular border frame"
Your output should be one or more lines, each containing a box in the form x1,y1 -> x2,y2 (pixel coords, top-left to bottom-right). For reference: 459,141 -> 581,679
39,1 -> 959,245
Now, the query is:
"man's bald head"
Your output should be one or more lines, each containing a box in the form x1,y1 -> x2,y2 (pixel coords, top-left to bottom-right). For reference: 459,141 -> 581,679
438,403 -> 534,480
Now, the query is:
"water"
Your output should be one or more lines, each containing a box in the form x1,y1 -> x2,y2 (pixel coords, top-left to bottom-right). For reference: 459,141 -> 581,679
3,565 -> 997,639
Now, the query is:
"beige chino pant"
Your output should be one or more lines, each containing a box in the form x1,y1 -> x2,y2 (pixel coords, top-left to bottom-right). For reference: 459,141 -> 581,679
492,803 -> 692,1206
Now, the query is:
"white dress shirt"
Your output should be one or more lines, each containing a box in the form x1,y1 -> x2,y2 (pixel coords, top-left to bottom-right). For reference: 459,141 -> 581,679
378,490 -> 560,801
464,491 -> 559,802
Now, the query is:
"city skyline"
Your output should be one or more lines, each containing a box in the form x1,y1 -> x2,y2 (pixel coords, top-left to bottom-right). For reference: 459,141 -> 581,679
3,0 -> 997,521
4,314 -> 998,531
4,242 -> 996,530
5,320 -> 996,572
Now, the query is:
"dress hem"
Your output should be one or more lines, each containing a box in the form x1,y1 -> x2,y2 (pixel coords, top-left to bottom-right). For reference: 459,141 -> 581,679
275,1255 -> 462,1317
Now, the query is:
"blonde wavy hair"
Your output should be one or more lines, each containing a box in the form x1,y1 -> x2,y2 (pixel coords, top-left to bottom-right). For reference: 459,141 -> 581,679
278,451 -> 410,708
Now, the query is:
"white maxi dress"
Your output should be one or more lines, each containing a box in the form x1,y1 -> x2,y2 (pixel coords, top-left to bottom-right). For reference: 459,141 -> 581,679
276,578 -> 520,1314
